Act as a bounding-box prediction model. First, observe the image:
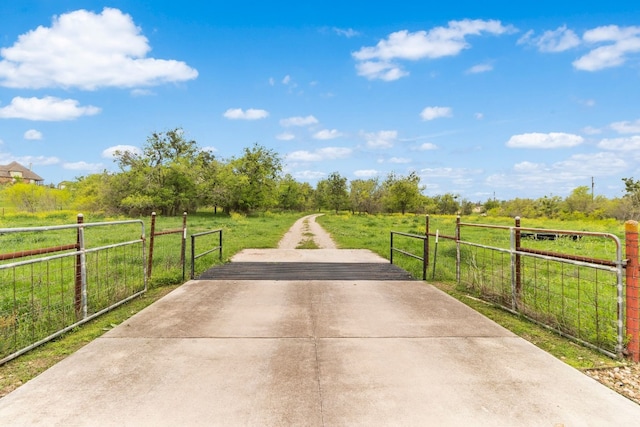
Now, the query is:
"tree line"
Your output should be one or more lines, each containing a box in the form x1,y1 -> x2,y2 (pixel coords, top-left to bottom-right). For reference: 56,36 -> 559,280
3,128 -> 640,220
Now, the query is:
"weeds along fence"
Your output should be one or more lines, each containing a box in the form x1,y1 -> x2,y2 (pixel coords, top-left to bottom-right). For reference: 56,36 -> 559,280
0,215 -> 146,364
0,211 -> 224,364
391,215 -> 639,361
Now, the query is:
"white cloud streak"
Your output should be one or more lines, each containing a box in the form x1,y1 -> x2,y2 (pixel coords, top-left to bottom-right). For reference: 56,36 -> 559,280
24,129 -> 42,140
353,19 -> 513,81
223,108 -> 269,120
517,26 -> 581,52
0,96 -> 100,121
506,132 -> 584,148
286,147 -> 352,162
280,115 -> 318,127
573,25 -> 640,71
313,129 -> 343,140
420,106 -> 452,121
363,130 -> 398,148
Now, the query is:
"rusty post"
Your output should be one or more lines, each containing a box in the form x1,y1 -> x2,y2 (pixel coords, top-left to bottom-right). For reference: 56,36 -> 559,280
625,220 -> 639,362
515,216 -> 522,298
147,212 -> 156,279
74,214 -> 84,318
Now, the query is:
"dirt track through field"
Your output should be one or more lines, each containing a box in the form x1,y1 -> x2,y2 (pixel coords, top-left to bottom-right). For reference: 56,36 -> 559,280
277,213 -> 337,249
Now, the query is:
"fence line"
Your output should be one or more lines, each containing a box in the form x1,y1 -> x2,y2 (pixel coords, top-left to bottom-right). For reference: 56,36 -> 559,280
147,211 -> 187,281
0,215 -> 146,365
391,215 -> 634,360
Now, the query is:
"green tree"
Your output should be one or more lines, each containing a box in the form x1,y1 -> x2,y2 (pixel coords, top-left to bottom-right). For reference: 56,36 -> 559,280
227,144 -> 283,212
433,193 -> 459,215
349,178 -> 381,214
3,183 -> 46,212
382,172 -> 423,214
320,172 -> 348,213
278,174 -> 307,211
112,128 -> 203,215
564,186 -> 593,215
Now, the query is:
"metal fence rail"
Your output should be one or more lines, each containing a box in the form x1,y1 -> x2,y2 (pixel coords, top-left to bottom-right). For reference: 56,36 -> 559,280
190,229 -> 223,279
391,215 -> 626,358
0,216 -> 146,365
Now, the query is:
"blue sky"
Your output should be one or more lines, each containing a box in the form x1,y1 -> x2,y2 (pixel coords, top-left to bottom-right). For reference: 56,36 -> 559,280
1,1 -> 640,201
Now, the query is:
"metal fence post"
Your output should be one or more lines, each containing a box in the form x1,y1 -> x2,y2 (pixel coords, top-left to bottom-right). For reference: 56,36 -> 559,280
74,214 -> 84,318
181,211 -> 187,281
625,220 -> 639,362
425,215 -> 430,274
390,232 -> 394,265
455,215 -> 461,284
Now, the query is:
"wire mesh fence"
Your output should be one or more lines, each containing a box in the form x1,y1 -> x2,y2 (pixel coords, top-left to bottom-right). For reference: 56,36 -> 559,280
0,218 -> 146,364
391,216 -> 626,358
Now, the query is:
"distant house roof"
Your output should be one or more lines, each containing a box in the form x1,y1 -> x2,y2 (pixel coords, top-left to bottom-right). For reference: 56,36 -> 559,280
0,161 -> 44,183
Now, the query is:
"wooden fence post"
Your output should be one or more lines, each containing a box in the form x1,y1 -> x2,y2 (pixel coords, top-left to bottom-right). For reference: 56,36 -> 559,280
625,220 -> 639,362
147,212 -> 156,279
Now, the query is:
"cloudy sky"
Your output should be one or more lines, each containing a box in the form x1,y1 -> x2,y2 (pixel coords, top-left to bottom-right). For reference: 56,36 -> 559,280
1,1 -> 639,201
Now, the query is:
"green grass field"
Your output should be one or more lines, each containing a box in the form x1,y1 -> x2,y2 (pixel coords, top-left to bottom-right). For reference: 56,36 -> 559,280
317,212 -> 627,356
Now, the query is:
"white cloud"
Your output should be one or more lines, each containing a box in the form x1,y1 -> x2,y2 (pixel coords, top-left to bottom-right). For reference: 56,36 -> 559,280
573,25 -> 640,71
276,132 -> 295,141
280,115 -> 318,127
333,27 -> 359,38
293,170 -> 326,180
101,145 -> 141,159
63,161 -> 103,171
355,60 -> 408,81
467,63 -> 493,73
420,167 -> 482,178
506,132 -> 584,148
474,112 -> 484,120
354,169 -> 379,177
417,142 -> 438,151
0,8 -> 197,90
313,129 -> 343,140
223,108 -> 269,120
3,155 -> 60,166
268,77 -> 275,86
420,106 -> 452,121
0,96 -> 100,121
610,119 -> 640,134
131,89 -> 155,97
598,136 -> 640,151
24,129 -> 42,140
352,19 -> 513,81
363,130 -> 398,148
517,26 -> 581,52
389,157 -> 411,164
286,147 -> 352,162
582,126 -> 602,135
201,146 -> 217,153
282,75 -> 291,85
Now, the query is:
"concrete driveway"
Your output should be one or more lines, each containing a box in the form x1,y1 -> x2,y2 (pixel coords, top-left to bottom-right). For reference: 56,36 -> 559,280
0,249 -> 639,426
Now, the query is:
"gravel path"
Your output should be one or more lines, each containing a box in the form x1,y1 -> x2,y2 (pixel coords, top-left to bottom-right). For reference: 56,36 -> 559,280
277,214 -> 336,249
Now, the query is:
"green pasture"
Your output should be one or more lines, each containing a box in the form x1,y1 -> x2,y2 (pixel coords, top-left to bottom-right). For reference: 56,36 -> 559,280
0,210 -> 304,361
318,213 -> 627,355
